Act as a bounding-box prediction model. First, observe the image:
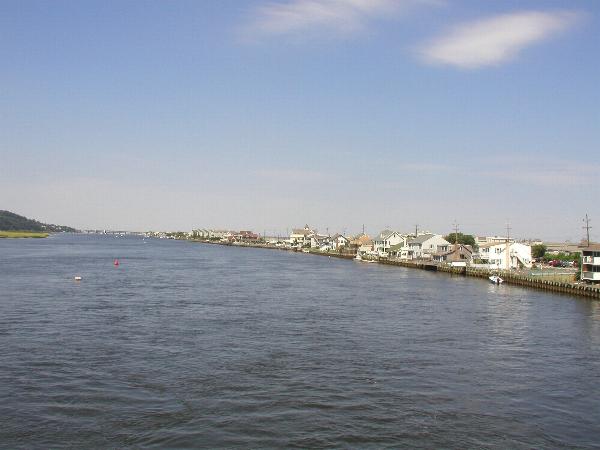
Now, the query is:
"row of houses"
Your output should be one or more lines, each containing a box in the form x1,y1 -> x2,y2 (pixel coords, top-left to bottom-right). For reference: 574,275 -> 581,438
289,225 -> 533,270
190,224 -> 599,283
192,225 -> 533,270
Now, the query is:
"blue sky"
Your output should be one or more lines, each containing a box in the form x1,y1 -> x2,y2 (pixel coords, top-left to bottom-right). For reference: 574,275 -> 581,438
1,0 -> 598,240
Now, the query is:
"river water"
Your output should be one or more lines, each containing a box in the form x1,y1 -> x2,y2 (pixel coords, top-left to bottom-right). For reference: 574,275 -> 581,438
1,234 -> 599,449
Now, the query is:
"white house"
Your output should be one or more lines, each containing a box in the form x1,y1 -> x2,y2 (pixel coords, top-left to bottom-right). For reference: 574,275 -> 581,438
310,234 -> 331,250
478,242 -> 532,269
191,228 -> 210,239
290,225 -> 315,248
580,244 -> 600,283
330,234 -> 349,250
206,229 -> 230,240
373,230 -> 407,256
402,234 -> 450,260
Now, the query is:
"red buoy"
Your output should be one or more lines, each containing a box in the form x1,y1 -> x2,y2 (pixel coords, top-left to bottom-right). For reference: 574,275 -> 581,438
114,259 -> 119,266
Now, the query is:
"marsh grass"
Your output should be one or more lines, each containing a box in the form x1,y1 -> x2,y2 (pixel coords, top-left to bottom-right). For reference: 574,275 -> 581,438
0,231 -> 49,238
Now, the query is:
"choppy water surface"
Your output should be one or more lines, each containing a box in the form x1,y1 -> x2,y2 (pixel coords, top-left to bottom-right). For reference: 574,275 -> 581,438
1,234 -> 599,449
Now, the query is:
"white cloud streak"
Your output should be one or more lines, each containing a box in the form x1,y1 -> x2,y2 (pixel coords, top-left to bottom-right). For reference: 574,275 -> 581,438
419,10 -> 581,69
244,0 -> 439,40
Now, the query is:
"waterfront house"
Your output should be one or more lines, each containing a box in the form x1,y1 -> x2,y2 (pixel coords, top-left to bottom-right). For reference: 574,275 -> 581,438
350,233 -> 373,256
236,230 -> 260,242
290,225 -> 315,249
310,234 -> 331,250
373,230 -> 407,257
206,229 -> 230,240
191,228 -> 210,239
477,242 -> 532,269
580,243 -> 600,283
433,244 -> 474,263
402,234 -> 451,260
330,233 -> 349,250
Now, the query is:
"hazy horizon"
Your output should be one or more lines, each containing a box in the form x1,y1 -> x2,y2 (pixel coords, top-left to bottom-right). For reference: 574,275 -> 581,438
2,0 -> 598,242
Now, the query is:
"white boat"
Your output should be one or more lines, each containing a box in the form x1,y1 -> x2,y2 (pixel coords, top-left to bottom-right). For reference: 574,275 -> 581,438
489,275 -> 503,284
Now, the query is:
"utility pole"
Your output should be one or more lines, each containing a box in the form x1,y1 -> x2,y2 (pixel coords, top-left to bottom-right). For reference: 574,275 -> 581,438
415,224 -> 419,238
453,220 -> 459,253
583,214 -> 592,247
362,224 -> 365,235
505,221 -> 512,271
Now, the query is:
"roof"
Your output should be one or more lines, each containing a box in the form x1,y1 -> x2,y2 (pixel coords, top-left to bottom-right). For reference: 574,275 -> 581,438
351,235 -> 372,245
407,234 -> 435,244
580,243 -> 600,251
434,244 -> 474,256
546,242 -> 584,253
291,228 -> 313,236
389,243 -> 404,252
376,229 -> 395,239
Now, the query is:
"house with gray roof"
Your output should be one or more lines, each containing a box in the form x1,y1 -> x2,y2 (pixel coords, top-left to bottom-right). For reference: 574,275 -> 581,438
402,234 -> 451,260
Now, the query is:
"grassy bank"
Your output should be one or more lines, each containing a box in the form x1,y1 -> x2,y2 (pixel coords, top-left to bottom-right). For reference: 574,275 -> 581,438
0,231 -> 49,238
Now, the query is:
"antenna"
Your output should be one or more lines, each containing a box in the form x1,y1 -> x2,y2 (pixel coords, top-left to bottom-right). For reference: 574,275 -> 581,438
583,214 -> 592,247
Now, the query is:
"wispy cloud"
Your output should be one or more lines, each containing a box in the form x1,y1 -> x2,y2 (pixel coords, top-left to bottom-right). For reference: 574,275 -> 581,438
419,10 -> 581,69
243,0 -> 440,40
254,168 -> 333,182
401,162 -> 451,172
478,157 -> 598,187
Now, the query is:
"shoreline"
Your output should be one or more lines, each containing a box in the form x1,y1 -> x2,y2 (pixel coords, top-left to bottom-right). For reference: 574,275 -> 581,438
187,238 -> 600,300
0,231 -> 49,238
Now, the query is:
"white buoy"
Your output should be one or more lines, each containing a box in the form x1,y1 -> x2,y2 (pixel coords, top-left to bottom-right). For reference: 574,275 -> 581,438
74,276 -> 82,281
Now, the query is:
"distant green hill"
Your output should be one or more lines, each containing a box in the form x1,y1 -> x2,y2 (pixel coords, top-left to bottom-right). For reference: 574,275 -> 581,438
0,210 -> 76,232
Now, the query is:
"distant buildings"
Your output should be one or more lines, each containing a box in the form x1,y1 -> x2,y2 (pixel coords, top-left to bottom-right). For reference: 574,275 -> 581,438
190,223 -> 546,273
